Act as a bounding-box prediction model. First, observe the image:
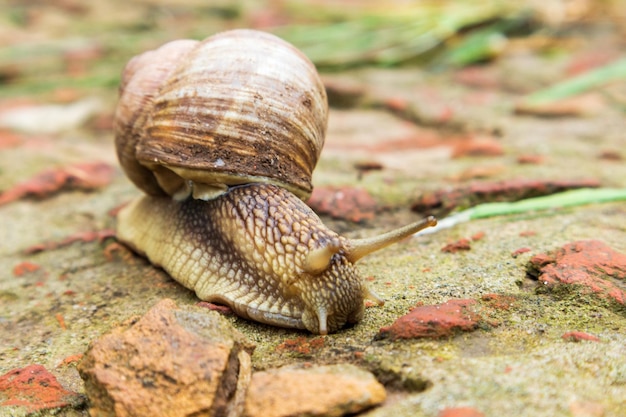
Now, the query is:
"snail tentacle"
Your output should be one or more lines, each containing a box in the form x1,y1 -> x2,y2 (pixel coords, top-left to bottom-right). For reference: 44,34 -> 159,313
345,216 -> 438,263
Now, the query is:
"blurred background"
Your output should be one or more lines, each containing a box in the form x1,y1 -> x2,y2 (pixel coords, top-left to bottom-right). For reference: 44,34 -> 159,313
2,5 -> 626,415
1,0 -> 624,98
0,0 -> 625,206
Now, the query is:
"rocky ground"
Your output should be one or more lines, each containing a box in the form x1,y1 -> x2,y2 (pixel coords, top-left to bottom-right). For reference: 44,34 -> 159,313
1,1 -> 625,416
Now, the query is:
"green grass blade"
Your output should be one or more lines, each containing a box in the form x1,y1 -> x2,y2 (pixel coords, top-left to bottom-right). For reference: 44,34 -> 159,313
522,57 -> 626,104
469,188 -> 626,219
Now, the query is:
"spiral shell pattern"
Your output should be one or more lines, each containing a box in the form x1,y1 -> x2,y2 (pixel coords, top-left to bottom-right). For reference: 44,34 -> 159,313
115,29 -> 328,200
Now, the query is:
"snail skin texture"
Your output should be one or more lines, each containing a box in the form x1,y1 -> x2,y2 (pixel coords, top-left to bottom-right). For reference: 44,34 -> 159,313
114,29 -> 437,334
117,184 -> 437,334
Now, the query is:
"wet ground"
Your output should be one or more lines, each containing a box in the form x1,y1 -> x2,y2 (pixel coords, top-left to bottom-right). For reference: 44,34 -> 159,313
1,1 -> 625,416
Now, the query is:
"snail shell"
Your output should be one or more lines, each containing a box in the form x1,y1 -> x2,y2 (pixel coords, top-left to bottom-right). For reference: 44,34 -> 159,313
115,29 -> 328,201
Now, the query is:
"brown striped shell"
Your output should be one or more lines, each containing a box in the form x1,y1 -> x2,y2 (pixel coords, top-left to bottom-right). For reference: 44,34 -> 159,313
114,29 -> 328,201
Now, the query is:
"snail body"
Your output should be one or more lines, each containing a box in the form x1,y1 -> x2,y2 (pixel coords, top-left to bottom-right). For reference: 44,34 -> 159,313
118,184 -> 436,334
115,29 -> 436,334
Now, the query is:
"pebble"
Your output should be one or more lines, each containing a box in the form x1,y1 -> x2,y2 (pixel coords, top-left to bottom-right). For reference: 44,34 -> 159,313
78,298 -> 255,417
244,364 -> 386,417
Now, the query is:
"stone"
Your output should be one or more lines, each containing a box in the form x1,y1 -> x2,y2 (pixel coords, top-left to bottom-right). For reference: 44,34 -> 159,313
527,240 -> 626,305
0,364 -> 84,413
244,364 -> 386,417
78,298 -> 255,417
377,299 -> 481,340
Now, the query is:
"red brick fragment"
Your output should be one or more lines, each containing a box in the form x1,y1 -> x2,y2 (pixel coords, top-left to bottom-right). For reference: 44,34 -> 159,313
307,186 -> 377,222
481,294 -> 517,310
384,96 -> 409,112
24,229 -> 116,254
276,336 -> 325,355
0,364 -> 81,412
527,240 -> 626,305
451,137 -> 503,158
0,130 -> 22,149
438,406 -> 485,417
0,161 -> 114,206
441,239 -> 471,253
562,331 -> 600,343
519,230 -> 536,237
55,313 -> 67,330
58,354 -> 84,367
517,154 -> 545,164
511,247 -> 531,258
12,261 -> 41,276
377,299 -> 481,340
566,50 -> 619,76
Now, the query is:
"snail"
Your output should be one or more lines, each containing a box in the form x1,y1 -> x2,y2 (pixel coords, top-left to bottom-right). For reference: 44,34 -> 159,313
114,29 -> 437,334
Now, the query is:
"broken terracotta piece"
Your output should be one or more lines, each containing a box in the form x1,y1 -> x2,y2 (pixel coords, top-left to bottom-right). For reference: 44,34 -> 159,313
0,161 -> 114,206
244,364 -> 386,417
527,240 -> 626,306
308,185 -> 378,222
0,364 -> 83,413
78,299 -> 255,417
377,299 -> 482,340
